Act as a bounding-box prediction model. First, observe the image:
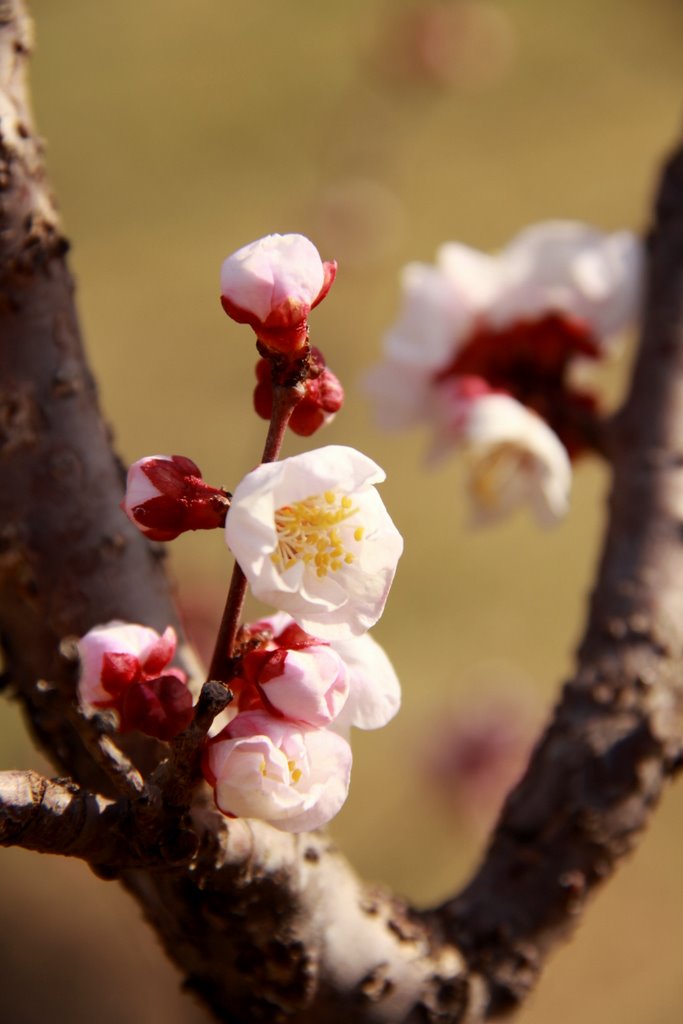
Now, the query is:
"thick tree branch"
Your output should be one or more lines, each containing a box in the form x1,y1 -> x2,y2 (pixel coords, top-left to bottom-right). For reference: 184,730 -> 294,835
0,1 -> 187,791
1,3 -> 683,1022
434,141 -> 683,1014
0,769 -> 122,860
0,768 -> 208,870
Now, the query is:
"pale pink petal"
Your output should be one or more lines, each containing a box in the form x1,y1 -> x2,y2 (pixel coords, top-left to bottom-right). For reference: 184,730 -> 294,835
330,631 -> 401,731
493,221 -> 642,339
259,646 -> 350,727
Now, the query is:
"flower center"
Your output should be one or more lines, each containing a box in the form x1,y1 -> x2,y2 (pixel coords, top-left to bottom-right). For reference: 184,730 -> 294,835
469,443 -> 535,508
434,314 -> 600,456
271,490 -> 364,578
258,756 -> 302,784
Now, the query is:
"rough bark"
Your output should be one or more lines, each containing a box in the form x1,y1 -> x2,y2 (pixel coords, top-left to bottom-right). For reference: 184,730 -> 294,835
1,3 -> 682,1022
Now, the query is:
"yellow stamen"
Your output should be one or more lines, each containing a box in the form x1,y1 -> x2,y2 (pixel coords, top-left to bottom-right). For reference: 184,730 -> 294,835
469,444 -> 534,509
271,490 -> 365,578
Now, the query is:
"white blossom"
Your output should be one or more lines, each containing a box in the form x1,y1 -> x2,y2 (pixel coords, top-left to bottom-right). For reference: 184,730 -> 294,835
489,221 -> 643,340
225,446 -> 403,639
433,388 -> 572,526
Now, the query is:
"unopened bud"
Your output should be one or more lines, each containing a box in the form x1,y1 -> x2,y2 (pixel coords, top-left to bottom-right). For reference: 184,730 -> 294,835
77,621 -> 194,742
220,233 -> 336,355
123,455 -> 229,541
253,348 -> 344,436
119,674 -> 194,741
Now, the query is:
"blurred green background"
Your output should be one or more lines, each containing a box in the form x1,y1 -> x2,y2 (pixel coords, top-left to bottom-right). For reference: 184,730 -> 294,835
2,1 -> 683,1021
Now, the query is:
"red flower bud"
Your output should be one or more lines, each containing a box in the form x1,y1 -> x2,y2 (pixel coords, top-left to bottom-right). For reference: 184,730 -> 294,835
253,348 -> 344,436
118,675 -> 194,741
123,455 -> 229,541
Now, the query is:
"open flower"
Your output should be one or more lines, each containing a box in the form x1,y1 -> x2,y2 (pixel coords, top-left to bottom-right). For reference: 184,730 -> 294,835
380,222 -> 641,377
220,233 -> 337,355
432,380 -> 571,526
203,711 -> 352,832
367,221 -> 641,522
240,612 -> 401,730
123,455 -> 229,542
76,621 -> 193,740
224,446 -> 403,639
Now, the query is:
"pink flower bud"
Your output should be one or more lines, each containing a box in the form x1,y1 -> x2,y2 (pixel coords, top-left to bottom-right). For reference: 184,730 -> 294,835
246,613 -> 401,733
220,234 -> 337,355
123,455 -> 229,542
253,348 -> 344,436
241,643 -> 350,727
203,711 -> 352,832
78,621 -> 179,707
77,621 -> 192,741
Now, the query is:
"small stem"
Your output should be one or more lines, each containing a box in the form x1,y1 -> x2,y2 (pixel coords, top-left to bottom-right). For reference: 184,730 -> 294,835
261,381 -> 304,464
69,704 -> 147,800
207,562 -> 248,682
152,681 -> 233,813
207,380 -> 304,682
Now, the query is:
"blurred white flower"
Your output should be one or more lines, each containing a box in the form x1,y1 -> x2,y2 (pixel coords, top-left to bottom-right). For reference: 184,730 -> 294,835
432,383 -> 571,526
366,221 -> 641,523
488,222 -> 643,339
225,446 -> 403,639
380,223 -> 641,376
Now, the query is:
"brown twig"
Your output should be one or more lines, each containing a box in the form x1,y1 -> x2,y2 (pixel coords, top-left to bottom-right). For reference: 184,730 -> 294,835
152,680 -> 233,813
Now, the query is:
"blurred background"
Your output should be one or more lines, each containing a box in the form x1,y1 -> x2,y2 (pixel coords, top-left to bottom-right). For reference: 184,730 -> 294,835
2,0 -> 683,1021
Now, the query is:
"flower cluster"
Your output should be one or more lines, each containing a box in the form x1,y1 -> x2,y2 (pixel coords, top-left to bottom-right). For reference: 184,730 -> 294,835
209,444 -> 402,829
367,221 -> 643,524
203,613 -> 400,831
75,234 -> 404,834
77,622 -> 193,741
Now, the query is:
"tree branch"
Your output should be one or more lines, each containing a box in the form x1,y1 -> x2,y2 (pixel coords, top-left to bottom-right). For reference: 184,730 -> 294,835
1,3 -> 682,1022
0,769 -> 121,860
434,140 -> 683,1014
